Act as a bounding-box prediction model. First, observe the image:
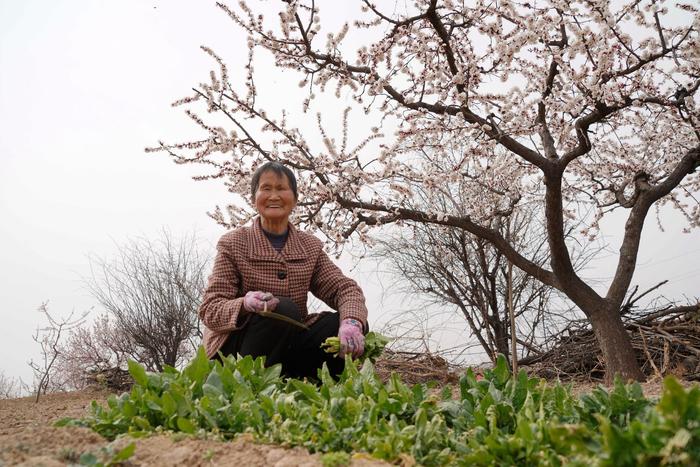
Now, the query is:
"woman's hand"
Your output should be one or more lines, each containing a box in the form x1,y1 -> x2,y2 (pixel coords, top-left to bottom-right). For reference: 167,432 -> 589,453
243,291 -> 279,313
338,319 -> 364,359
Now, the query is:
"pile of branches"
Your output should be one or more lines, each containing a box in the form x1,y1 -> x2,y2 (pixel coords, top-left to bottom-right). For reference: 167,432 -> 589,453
522,299 -> 700,381
374,349 -> 461,385
86,367 -> 133,391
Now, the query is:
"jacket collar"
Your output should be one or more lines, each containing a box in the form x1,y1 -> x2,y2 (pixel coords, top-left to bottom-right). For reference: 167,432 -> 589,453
249,217 -> 307,261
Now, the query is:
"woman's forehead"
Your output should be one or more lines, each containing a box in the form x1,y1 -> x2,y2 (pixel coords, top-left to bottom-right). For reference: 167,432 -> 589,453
258,170 -> 290,185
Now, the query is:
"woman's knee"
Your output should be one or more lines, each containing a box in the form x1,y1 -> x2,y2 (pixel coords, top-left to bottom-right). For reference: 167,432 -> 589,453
273,297 -> 302,321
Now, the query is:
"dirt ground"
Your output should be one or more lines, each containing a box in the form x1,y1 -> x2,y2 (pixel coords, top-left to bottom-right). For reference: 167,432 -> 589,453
0,379 -> 693,466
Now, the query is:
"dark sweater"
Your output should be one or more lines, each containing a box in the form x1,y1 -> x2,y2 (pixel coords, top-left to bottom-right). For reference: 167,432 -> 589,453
263,228 -> 289,252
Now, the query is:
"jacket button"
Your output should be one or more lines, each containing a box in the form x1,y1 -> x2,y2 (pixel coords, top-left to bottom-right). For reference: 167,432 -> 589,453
277,271 -> 287,280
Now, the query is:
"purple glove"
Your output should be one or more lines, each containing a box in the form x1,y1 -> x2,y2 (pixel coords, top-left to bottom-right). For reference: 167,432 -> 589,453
338,318 -> 364,359
243,291 -> 279,313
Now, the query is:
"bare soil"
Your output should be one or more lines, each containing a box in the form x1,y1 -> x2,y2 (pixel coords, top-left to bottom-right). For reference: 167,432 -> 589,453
0,378 -> 694,466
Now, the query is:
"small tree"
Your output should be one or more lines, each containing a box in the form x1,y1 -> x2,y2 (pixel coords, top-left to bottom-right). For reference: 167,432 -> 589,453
85,231 -> 208,372
150,1 -> 700,380
0,371 -> 20,399
28,302 -> 88,401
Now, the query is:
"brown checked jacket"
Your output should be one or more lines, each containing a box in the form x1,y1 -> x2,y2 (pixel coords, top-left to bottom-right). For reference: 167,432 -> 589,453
199,217 -> 369,358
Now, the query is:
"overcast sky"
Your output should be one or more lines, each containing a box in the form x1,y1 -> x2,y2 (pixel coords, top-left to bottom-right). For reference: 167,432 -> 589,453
1,1 -> 698,386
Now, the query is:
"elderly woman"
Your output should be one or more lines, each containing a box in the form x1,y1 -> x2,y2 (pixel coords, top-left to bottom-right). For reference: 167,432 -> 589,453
198,162 -> 368,379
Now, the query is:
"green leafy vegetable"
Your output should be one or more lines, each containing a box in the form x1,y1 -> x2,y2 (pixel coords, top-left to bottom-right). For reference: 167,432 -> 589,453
59,349 -> 700,466
321,331 -> 390,362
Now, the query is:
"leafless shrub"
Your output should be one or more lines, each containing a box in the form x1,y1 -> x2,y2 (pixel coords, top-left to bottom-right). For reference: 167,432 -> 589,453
84,230 -> 208,372
54,313 -> 131,390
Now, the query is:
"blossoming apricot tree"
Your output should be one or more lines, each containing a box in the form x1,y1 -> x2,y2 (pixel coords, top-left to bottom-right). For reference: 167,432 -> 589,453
149,0 -> 699,381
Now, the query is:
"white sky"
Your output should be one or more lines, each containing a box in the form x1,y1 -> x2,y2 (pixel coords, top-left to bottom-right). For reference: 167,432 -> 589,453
1,1 -> 698,385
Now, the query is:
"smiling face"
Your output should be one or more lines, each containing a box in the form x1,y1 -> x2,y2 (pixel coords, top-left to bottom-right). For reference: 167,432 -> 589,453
254,170 -> 297,231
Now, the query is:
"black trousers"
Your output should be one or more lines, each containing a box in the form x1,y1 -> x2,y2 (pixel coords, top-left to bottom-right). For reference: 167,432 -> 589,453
218,297 -> 345,379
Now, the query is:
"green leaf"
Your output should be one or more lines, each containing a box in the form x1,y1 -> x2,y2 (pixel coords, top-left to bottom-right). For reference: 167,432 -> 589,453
203,369 -> 224,398
132,416 -> 151,430
54,417 -> 82,427
320,451 -> 351,467
658,376 -> 686,420
147,373 -> 164,391
79,452 -> 99,466
144,393 -> 162,412
363,332 -> 390,362
236,355 -> 255,378
262,363 -> 282,388
111,442 -> 136,463
319,363 -> 336,388
509,370 -> 530,411
290,379 -> 324,404
161,392 -> 177,417
162,364 -> 179,374
492,354 -> 511,387
177,416 -> 197,434
170,388 -> 192,416
440,385 -> 453,401
128,359 -> 148,387
183,346 -> 212,386
121,400 -> 136,418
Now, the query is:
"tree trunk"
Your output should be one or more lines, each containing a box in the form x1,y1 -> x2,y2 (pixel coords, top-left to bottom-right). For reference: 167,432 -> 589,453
588,308 -> 644,383
492,318 -> 510,363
